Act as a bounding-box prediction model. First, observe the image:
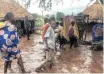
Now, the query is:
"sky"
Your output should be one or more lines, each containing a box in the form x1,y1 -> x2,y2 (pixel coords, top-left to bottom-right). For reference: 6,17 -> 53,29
19,0 -> 97,15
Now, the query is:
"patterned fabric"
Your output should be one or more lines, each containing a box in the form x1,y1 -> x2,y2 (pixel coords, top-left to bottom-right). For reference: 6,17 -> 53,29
0,23 -> 20,61
92,24 -> 103,42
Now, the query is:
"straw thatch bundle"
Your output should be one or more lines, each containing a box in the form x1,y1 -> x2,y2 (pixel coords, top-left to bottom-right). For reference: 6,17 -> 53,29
63,16 -> 71,39
83,0 -> 103,21
0,0 -> 33,20
63,16 -> 79,39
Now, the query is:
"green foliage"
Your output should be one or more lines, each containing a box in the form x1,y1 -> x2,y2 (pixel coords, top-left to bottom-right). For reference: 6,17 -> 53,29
44,14 -> 56,21
50,15 -> 55,21
100,0 -> 103,4
39,0 -> 52,11
17,0 -> 63,10
45,14 -> 50,18
18,0 -> 103,11
38,0 -> 63,11
56,12 -> 64,21
35,14 -> 44,26
32,13 -> 38,18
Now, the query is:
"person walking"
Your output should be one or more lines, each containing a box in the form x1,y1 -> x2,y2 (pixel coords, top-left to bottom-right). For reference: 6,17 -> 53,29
24,16 -> 30,41
57,22 -> 67,50
0,12 -> 26,73
68,21 -> 78,49
44,20 -> 56,68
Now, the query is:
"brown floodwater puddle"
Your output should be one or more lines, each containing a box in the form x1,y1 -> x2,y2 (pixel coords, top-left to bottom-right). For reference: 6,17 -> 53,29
0,34 -> 103,73
43,45 -> 103,73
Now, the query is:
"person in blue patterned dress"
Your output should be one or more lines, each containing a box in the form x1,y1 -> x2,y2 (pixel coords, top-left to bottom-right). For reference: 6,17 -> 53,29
91,21 -> 103,50
0,12 -> 26,73
92,23 -> 103,42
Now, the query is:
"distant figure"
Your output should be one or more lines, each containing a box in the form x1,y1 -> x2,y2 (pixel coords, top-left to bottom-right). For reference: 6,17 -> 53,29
0,12 -> 25,73
68,21 -> 78,49
17,25 -> 23,39
24,16 -> 30,40
44,20 -> 56,68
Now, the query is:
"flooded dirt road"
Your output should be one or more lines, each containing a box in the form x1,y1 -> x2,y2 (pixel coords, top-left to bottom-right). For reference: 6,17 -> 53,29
0,34 -> 46,73
0,34 -> 103,73
44,45 -> 103,73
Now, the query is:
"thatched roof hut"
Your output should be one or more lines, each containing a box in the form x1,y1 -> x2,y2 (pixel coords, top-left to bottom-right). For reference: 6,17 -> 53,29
83,0 -> 103,22
0,0 -> 33,20
0,0 -> 35,34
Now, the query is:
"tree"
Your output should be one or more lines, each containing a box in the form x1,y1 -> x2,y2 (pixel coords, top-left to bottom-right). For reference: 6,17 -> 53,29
56,12 -> 64,21
44,15 -> 55,23
50,15 -> 55,21
45,14 -> 50,18
44,18 -> 49,24
32,13 -> 38,18
35,14 -> 44,26
16,0 -> 103,11
15,0 -> 63,10
100,0 -> 103,4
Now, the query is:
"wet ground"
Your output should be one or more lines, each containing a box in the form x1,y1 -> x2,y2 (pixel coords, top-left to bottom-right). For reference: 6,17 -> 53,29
0,34 -> 103,73
0,34 -> 46,73
44,45 -> 103,73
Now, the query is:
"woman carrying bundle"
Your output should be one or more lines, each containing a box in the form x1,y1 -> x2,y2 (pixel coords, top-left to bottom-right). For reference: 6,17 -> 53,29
63,16 -> 79,49
68,21 -> 78,49
57,22 -> 67,50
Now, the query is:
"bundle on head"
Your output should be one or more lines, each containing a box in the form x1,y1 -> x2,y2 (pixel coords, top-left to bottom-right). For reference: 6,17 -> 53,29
63,15 -> 71,39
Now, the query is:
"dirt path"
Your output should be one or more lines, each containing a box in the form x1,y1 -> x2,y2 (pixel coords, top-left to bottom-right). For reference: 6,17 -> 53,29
0,34 -> 46,73
43,45 -> 103,73
0,34 -> 103,73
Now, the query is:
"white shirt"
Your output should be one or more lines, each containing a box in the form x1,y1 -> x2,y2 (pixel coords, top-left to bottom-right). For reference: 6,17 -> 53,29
44,26 -> 55,49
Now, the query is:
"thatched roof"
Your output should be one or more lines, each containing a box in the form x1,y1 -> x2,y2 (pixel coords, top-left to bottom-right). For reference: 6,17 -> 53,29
83,0 -> 103,21
0,0 -> 33,20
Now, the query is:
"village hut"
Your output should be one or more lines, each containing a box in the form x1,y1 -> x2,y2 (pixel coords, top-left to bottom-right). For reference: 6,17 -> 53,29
0,0 -> 35,34
82,0 -> 103,32
83,0 -> 103,21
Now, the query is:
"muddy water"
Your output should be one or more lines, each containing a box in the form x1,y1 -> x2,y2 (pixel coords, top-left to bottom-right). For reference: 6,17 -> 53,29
0,34 -> 46,73
45,45 -> 103,73
0,34 -> 103,73
42,33 -> 103,73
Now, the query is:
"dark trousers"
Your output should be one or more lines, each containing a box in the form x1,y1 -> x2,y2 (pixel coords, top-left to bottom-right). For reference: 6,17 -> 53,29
69,36 -> 77,49
57,35 -> 67,49
26,29 -> 30,40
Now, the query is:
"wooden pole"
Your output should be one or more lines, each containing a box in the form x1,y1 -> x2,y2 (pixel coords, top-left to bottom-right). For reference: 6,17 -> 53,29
84,23 -> 87,41
84,15 -> 89,41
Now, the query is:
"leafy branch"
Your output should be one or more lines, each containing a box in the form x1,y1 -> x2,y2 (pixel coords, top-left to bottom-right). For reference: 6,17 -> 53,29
15,0 -> 103,11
